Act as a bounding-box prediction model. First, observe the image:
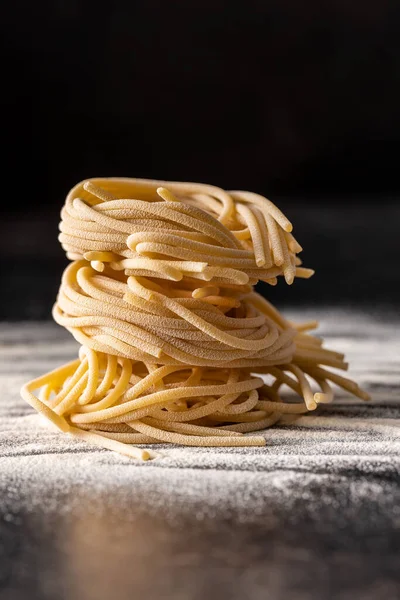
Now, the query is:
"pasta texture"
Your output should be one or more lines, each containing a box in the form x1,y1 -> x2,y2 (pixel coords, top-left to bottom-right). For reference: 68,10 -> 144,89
21,178 -> 369,460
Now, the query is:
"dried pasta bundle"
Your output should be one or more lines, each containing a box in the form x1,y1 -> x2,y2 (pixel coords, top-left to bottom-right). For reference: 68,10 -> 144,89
21,178 -> 369,459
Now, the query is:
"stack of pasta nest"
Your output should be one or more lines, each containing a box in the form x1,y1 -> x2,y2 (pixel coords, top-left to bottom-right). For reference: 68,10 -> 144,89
21,178 -> 369,460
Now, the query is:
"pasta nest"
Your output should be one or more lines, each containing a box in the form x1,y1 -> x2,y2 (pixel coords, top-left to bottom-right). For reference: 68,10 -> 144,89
21,178 -> 369,459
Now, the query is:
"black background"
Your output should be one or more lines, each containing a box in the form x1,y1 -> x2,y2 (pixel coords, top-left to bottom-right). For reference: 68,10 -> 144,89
1,0 -> 399,319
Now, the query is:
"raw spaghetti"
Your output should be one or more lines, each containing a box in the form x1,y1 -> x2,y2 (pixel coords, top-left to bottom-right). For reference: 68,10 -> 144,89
21,178 -> 369,460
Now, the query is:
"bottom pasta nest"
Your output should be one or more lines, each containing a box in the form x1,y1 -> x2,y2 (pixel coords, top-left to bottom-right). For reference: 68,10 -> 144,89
21,319 -> 369,461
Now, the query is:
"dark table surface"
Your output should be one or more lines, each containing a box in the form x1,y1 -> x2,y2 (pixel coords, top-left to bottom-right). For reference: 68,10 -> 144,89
1,310 -> 399,600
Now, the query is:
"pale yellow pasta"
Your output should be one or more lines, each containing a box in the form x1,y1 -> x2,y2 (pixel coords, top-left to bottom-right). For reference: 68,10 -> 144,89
21,177 -> 369,459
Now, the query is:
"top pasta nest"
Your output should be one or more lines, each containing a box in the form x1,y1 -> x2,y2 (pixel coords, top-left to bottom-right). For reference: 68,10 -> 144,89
58,177 -> 313,287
